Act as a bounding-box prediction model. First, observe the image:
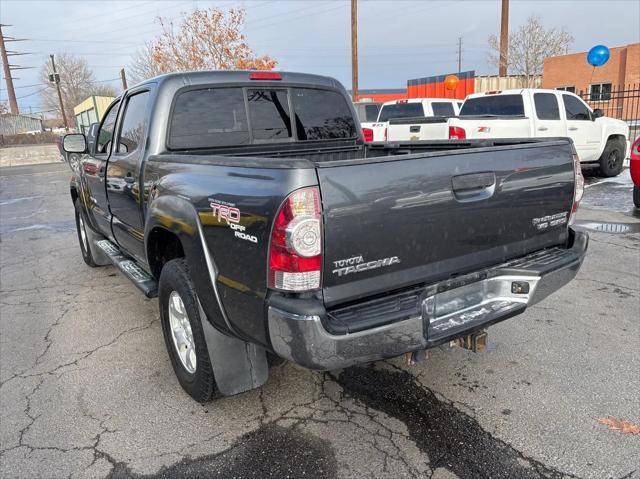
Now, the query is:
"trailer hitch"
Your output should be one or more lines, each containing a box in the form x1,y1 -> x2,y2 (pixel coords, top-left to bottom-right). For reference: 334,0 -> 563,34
452,329 -> 488,353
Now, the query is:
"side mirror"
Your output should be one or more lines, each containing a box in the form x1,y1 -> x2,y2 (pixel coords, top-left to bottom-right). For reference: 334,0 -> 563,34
592,108 -> 604,120
63,134 -> 87,154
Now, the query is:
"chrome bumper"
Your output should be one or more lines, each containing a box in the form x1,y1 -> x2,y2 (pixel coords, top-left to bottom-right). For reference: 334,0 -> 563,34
268,231 -> 588,371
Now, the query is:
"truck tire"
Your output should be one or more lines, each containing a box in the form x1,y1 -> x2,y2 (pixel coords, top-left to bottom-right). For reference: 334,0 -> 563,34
598,138 -> 626,177
634,186 -> 640,208
159,258 -> 217,402
74,199 -> 98,267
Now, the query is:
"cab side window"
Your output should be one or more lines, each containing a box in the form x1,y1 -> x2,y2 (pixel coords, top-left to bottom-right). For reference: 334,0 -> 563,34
96,101 -> 120,155
562,94 -> 591,121
117,91 -> 150,154
534,93 -> 560,120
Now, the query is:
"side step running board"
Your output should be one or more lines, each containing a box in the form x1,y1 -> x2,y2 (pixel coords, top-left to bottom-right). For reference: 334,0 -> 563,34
95,239 -> 158,298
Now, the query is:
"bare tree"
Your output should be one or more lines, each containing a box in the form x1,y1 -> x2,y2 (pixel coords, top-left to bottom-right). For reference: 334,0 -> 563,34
128,42 -> 165,85
488,15 -> 573,87
39,53 -> 117,122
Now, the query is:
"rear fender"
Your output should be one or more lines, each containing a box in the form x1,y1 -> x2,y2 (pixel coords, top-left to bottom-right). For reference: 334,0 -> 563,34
145,195 -> 269,396
145,195 -> 233,336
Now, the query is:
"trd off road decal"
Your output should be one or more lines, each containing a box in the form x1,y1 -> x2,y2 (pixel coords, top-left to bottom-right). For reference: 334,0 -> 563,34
210,200 -> 241,224
210,199 -> 258,244
532,212 -> 568,231
332,255 -> 401,277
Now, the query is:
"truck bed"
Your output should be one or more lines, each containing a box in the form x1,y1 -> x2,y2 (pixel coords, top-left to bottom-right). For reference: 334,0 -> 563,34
149,137 -> 576,311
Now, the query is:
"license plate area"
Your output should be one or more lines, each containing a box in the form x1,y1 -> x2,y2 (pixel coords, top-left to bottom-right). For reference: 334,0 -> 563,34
423,275 -> 540,342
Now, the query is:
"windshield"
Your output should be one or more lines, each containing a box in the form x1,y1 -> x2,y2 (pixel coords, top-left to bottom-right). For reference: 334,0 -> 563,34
378,103 -> 425,122
459,94 -> 525,116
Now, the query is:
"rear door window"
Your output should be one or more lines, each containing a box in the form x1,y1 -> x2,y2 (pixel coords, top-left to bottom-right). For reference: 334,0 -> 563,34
117,91 -> 150,153
431,102 -> 455,117
534,93 -> 560,120
291,88 -> 357,141
247,89 -> 292,141
169,87 -> 249,149
378,103 -> 424,122
459,95 -> 525,116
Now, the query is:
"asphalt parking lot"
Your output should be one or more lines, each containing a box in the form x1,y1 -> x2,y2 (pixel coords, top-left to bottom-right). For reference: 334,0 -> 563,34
0,161 -> 638,479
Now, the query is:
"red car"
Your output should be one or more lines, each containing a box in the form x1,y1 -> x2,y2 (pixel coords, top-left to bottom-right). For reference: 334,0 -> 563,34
631,136 -> 640,207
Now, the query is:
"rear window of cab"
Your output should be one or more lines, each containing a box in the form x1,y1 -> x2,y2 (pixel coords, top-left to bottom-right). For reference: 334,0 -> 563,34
168,86 -> 357,149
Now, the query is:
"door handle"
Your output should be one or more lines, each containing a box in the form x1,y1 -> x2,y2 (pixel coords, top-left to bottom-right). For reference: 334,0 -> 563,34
452,172 -> 496,202
568,126 -> 578,131
537,126 -> 548,131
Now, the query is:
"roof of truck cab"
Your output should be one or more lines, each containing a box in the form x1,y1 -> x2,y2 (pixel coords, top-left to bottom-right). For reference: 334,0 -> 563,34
464,88 -> 581,100
132,70 -> 345,90
380,98 -> 459,107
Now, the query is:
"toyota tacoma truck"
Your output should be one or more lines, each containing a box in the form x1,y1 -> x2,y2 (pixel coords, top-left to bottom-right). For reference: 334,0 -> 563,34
448,89 -> 629,177
63,71 -> 588,402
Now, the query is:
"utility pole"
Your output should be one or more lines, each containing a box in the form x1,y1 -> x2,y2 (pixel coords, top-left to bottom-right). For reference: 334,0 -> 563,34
49,54 -> 69,131
499,0 -> 509,77
120,68 -> 128,91
457,36 -> 462,74
0,24 -> 19,114
350,0 -> 358,102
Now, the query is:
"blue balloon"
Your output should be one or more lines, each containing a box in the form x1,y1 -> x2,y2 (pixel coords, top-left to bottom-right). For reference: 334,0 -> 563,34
587,45 -> 610,67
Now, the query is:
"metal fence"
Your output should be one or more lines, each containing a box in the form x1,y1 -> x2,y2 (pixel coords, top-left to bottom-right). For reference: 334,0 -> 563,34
578,83 -> 640,140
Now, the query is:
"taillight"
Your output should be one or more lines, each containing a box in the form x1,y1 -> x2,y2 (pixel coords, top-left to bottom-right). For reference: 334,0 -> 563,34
569,153 -> 584,225
268,187 -> 322,291
362,128 -> 373,143
449,126 -> 466,139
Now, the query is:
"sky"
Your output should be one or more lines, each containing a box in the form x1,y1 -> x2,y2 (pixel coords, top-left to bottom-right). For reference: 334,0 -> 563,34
1,0 -> 639,114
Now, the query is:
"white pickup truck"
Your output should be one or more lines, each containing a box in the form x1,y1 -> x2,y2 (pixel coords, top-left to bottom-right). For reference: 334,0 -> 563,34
362,98 -> 461,142
448,89 -> 629,176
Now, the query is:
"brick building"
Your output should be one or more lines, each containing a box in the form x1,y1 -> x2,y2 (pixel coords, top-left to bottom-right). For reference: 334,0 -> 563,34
542,43 -> 639,120
543,43 -> 639,92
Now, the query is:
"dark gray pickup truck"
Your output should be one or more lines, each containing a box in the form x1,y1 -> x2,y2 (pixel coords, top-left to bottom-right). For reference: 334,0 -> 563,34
63,70 -> 588,402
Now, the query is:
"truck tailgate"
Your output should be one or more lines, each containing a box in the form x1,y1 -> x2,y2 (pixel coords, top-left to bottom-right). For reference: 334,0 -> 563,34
317,140 -> 575,307
387,116 -> 449,141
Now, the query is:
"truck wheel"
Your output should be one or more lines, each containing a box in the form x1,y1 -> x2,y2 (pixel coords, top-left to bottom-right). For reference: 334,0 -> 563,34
74,199 -> 97,267
159,259 -> 217,402
634,185 -> 640,208
598,138 -> 625,177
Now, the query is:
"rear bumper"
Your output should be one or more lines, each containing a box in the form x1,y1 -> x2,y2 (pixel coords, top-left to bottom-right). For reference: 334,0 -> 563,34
268,230 -> 588,370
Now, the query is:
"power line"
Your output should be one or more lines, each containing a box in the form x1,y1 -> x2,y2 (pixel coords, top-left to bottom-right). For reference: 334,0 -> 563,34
0,86 -> 48,102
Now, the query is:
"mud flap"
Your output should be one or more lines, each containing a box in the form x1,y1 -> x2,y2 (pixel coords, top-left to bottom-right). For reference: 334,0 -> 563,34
197,300 -> 268,396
